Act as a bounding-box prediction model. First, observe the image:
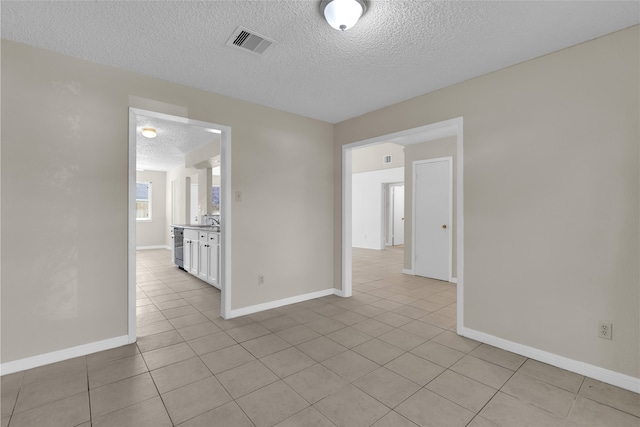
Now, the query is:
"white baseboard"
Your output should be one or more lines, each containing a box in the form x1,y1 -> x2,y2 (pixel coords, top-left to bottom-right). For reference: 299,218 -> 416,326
401,270 -> 456,284
353,245 -> 383,251
136,245 -> 170,250
0,335 -> 130,376
333,288 -> 345,297
228,288 -> 337,318
461,327 -> 640,394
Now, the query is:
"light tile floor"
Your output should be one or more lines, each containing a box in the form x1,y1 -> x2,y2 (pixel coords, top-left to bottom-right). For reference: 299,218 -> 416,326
2,247 -> 639,426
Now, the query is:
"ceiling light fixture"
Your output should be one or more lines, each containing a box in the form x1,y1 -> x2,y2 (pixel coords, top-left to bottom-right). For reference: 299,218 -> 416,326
321,0 -> 366,31
141,127 -> 157,138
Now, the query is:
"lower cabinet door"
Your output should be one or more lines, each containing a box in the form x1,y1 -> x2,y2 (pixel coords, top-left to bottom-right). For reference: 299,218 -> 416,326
183,239 -> 192,272
198,241 -> 209,281
191,241 -> 199,274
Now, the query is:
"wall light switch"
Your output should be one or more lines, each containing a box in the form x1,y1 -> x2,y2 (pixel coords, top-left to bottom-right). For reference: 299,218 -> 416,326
235,191 -> 242,202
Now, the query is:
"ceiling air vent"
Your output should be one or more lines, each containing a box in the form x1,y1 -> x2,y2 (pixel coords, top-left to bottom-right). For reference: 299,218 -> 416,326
226,26 -> 275,55
383,155 -> 392,164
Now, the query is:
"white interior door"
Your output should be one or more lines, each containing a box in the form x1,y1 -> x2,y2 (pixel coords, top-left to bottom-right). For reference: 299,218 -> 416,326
414,158 -> 452,281
392,185 -> 405,246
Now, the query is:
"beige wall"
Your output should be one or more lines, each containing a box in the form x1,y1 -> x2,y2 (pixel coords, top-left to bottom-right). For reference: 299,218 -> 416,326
136,170 -> 167,248
334,27 -> 639,378
1,40 -> 334,364
403,137 -> 457,277
352,142 -> 404,173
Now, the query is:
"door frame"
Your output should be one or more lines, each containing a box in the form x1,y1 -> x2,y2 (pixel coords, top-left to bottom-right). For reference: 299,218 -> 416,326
412,157 -> 453,282
128,108 -> 233,343
342,117 -> 464,332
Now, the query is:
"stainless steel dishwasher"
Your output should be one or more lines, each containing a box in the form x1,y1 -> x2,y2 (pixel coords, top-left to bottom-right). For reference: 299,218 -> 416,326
173,227 -> 184,269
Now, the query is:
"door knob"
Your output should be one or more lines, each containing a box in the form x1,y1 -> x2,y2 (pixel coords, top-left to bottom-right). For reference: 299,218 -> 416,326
442,225 -> 447,229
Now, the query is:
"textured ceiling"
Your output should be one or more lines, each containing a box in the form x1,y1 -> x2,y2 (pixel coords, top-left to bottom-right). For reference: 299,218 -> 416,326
136,115 -> 220,171
2,1 -> 638,124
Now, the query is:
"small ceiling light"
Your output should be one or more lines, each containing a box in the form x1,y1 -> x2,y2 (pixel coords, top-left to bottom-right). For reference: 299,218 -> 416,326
321,0 -> 366,31
141,127 -> 157,138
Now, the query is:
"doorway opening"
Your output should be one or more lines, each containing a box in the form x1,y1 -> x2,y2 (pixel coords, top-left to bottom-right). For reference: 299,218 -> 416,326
342,117 -> 464,332
127,108 -> 233,343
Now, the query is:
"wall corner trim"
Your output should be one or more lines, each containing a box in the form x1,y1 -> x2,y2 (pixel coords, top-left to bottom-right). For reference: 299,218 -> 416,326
402,269 -> 415,275
461,327 -> 640,393
227,288 -> 337,318
0,335 -> 130,376
450,277 -> 457,283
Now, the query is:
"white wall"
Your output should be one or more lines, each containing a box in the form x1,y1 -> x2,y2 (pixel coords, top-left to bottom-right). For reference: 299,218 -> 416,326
352,167 -> 404,250
136,170 -> 167,249
335,27 -> 639,381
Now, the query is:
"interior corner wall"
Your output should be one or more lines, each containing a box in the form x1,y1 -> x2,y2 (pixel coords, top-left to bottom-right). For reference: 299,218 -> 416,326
352,167 -> 404,250
135,170 -> 167,248
1,39 -> 334,366
334,26 -> 639,379
403,137 -> 457,277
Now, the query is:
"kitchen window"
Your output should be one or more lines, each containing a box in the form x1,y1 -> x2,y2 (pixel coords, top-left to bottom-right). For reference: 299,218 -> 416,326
212,186 -> 220,213
136,181 -> 152,221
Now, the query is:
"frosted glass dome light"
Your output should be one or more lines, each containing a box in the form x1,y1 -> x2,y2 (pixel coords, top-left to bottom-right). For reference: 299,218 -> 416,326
322,0 -> 366,31
141,127 -> 157,138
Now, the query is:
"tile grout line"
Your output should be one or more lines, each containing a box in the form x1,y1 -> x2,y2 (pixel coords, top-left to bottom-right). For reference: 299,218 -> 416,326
5,373 -> 23,427
84,356 -> 92,426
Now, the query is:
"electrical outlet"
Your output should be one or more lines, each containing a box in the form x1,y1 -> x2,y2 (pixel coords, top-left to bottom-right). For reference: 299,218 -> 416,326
258,275 -> 264,285
598,321 -> 612,340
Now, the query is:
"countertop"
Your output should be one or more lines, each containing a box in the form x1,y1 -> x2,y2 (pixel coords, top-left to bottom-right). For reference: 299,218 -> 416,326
171,224 -> 220,232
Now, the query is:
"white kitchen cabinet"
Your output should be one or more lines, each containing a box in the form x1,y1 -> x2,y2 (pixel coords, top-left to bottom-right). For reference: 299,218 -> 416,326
170,227 -> 175,263
198,231 -> 209,281
172,226 -> 220,288
197,232 -> 219,288
183,229 -> 199,273
183,238 -> 191,272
